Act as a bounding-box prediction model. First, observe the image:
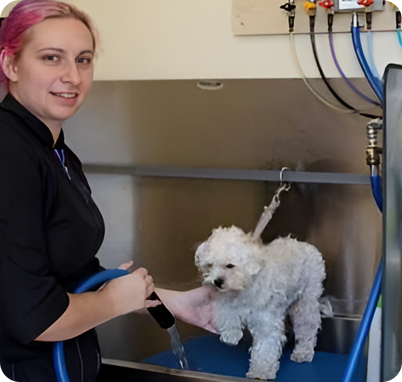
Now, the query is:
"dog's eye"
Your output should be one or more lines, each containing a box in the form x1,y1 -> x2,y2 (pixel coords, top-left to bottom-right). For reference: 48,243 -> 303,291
226,264 -> 235,269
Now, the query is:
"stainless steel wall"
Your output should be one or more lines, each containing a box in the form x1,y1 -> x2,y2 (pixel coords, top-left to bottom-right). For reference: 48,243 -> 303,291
383,65 -> 402,381
60,79 -> 383,362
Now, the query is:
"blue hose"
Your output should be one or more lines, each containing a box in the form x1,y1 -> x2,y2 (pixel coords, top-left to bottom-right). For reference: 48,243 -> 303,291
342,174 -> 383,382
73,269 -> 129,294
53,342 -> 70,382
370,174 -> 383,212
342,256 -> 384,382
351,23 -> 383,103
398,29 -> 402,49
53,269 -> 129,382
329,32 -> 380,107
367,31 -> 381,84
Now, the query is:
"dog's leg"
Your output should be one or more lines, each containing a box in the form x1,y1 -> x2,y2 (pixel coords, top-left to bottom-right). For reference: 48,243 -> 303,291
214,301 -> 244,345
246,318 -> 286,380
288,297 -> 321,363
216,313 -> 244,345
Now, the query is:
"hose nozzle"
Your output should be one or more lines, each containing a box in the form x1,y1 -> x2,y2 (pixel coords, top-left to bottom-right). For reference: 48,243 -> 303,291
147,292 -> 176,329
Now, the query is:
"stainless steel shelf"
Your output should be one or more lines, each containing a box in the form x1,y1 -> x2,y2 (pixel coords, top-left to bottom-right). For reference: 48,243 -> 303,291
83,164 -> 371,185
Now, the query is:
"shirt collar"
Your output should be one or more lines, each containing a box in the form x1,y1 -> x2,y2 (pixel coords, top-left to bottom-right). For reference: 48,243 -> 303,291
0,92 -> 61,148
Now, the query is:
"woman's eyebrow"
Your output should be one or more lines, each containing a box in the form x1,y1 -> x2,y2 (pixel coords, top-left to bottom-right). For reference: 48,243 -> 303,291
36,47 -> 94,55
36,47 -> 66,53
79,50 -> 94,55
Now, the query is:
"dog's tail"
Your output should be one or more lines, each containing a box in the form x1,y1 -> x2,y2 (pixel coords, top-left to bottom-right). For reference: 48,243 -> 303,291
319,296 -> 334,317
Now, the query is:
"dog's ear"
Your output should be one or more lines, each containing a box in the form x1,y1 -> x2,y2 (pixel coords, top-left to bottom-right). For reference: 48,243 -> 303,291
194,241 -> 210,269
246,244 -> 264,275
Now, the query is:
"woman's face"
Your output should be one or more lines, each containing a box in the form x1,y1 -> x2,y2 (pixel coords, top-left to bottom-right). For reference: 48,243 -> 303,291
5,17 -> 94,130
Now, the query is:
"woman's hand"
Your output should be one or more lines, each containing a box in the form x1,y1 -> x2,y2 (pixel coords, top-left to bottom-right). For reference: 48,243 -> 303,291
155,286 -> 218,334
101,262 -> 160,316
35,262 -> 160,342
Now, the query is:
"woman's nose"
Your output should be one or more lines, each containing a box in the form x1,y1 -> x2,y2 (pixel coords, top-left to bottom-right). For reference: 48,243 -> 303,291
61,61 -> 81,86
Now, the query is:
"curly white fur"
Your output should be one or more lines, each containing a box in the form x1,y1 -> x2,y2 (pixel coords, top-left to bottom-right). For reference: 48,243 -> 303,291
195,226 -> 329,380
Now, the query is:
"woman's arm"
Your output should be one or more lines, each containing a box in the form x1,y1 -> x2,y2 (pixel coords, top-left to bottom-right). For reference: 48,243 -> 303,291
36,263 -> 218,342
155,286 -> 218,334
35,266 -> 159,342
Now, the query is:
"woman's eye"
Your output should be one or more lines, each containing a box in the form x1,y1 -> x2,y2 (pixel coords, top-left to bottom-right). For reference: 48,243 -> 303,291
78,57 -> 92,64
44,55 -> 59,62
226,264 -> 235,269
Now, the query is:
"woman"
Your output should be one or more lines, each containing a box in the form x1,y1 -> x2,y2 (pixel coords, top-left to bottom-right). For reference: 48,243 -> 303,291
0,1 -> 216,381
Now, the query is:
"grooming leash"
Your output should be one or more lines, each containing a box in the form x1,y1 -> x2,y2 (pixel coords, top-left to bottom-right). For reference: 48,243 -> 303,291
252,168 -> 291,239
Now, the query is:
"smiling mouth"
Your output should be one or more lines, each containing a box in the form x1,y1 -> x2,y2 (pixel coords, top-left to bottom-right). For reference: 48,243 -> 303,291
51,92 -> 78,99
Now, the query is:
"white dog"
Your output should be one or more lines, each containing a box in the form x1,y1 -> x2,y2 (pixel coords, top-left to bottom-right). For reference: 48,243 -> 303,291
195,226 -> 330,380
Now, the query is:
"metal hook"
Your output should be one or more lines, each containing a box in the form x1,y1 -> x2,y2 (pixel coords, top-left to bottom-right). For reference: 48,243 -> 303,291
273,182 -> 291,203
280,167 -> 290,186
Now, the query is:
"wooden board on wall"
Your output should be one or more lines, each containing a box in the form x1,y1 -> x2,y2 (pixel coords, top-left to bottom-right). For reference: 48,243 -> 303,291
232,0 -> 396,35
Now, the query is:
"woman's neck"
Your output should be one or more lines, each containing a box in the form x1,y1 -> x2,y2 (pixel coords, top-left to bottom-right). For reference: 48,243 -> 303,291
9,88 -> 62,146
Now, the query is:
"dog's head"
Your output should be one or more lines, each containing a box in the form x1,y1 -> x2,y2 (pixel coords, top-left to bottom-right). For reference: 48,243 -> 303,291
195,226 -> 264,292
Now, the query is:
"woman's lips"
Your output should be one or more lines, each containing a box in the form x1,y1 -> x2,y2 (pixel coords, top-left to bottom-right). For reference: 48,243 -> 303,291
51,92 -> 78,99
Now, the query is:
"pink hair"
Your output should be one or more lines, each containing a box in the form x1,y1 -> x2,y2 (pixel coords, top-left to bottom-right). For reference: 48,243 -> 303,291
0,0 -> 99,88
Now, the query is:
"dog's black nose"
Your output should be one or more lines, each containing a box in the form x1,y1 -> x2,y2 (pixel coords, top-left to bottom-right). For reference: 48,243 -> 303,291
214,278 -> 224,289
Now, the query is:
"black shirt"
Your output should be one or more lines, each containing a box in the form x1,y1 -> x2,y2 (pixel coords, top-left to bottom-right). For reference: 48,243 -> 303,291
0,93 -> 105,381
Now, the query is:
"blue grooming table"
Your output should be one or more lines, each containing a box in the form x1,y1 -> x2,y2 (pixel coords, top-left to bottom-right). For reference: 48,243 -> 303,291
142,334 -> 367,382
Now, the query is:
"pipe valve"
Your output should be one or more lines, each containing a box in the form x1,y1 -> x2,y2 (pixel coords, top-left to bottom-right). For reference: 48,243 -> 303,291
389,0 -> 402,29
280,0 -> 296,32
319,1 -> 334,30
318,0 -> 334,10
358,0 -> 374,29
357,0 -> 374,6
365,118 -> 383,167
304,0 -> 317,16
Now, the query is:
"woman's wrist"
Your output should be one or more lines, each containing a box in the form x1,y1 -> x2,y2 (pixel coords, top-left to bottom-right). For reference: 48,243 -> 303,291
154,288 -> 182,318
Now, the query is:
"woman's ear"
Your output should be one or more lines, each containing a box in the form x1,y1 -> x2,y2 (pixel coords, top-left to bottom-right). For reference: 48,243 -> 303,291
1,52 -> 18,82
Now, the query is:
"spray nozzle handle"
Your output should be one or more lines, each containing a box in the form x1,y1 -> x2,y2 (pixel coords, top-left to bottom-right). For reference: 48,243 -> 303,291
147,292 -> 176,330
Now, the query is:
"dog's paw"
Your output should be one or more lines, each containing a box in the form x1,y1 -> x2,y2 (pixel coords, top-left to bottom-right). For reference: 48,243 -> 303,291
290,348 -> 314,363
246,371 -> 275,380
220,329 -> 243,345
246,364 -> 278,380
